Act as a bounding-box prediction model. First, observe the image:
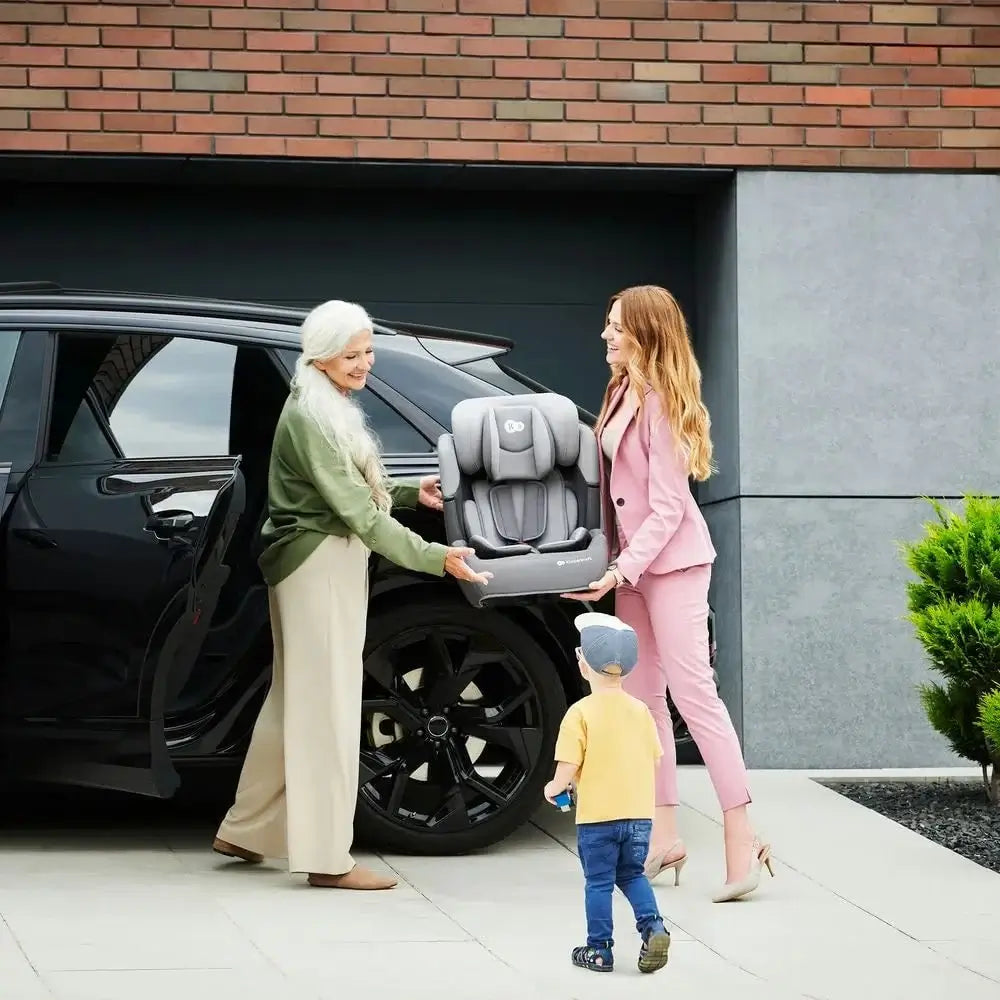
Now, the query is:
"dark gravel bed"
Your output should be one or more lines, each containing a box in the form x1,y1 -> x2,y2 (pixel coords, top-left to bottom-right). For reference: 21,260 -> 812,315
824,779 -> 1000,875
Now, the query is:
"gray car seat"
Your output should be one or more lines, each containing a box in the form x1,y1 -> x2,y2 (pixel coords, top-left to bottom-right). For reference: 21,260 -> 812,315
437,393 -> 608,608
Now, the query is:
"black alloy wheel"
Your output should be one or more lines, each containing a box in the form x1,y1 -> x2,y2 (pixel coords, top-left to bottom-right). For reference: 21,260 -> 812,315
355,599 -> 567,855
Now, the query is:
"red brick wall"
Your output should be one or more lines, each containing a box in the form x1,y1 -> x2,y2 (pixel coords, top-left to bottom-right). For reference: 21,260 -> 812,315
2,1 -> 999,169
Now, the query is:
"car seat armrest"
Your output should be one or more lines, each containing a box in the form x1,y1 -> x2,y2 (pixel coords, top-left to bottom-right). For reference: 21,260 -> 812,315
536,527 -> 591,554
577,426 -> 601,486
436,433 -> 462,500
469,534 -> 534,559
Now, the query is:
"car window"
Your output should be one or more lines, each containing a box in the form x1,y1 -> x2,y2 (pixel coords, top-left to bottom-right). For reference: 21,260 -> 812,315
357,388 -> 432,454
48,333 -> 237,461
456,357 -> 531,395
112,338 -> 236,457
0,331 -> 46,472
59,395 -> 119,464
0,330 -> 20,402
460,356 -> 597,425
372,349 -> 507,428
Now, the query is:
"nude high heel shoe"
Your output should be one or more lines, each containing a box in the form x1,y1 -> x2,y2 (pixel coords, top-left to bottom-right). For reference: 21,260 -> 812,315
644,840 -> 688,886
712,838 -> 774,903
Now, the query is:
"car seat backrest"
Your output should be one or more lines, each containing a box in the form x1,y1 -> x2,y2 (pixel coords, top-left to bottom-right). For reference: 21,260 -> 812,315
438,392 -> 609,605
446,394 -> 596,557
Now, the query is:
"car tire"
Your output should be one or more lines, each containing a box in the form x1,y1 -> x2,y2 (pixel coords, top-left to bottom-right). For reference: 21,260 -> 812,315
354,596 -> 567,856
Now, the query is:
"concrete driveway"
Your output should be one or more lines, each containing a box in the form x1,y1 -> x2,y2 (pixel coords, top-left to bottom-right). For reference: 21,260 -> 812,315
2,767 -> 998,1000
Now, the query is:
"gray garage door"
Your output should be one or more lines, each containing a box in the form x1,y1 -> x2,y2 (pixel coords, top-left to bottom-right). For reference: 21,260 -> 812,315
3,181 -> 697,409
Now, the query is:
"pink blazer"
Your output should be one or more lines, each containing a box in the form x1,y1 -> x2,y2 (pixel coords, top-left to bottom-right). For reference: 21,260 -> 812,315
599,381 -> 716,585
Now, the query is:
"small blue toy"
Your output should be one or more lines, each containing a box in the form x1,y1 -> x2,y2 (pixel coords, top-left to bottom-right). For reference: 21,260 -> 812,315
553,789 -> 573,812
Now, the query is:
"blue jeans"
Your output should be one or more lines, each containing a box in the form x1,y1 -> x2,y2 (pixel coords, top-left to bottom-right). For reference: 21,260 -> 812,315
577,819 -> 663,949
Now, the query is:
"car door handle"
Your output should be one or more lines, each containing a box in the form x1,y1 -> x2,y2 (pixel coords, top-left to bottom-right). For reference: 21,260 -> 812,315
145,510 -> 195,537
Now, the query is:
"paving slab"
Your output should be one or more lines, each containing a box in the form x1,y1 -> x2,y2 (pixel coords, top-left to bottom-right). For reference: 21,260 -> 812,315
2,766 -> 998,1000
1,916 -> 51,1000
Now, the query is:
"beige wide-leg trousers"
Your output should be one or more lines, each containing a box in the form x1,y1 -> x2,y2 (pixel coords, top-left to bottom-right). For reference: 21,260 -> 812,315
216,534 -> 369,875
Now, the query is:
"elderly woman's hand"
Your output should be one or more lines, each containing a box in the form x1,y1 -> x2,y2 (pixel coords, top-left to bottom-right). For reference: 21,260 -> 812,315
418,475 -> 444,511
444,546 -> 493,587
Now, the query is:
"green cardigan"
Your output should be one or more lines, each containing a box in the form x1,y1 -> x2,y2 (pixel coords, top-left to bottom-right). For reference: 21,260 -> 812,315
257,397 -> 449,587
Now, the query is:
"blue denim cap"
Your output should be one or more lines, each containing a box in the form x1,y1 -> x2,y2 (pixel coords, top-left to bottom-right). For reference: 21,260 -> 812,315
575,612 -> 639,677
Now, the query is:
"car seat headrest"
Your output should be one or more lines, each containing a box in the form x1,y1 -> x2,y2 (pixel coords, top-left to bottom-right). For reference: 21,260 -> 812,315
485,405 -> 553,481
450,393 -> 582,479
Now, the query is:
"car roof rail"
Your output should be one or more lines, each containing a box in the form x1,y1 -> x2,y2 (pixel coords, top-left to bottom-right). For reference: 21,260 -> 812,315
0,289 -> 311,324
0,286 -> 513,352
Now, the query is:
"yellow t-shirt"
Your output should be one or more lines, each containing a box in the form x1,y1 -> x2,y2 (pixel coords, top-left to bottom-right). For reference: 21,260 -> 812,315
553,690 -> 663,825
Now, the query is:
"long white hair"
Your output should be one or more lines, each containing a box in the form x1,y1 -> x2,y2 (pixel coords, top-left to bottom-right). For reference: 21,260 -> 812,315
290,299 -> 392,513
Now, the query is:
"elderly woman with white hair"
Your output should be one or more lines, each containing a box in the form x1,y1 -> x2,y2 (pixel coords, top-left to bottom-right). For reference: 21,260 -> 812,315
212,300 -> 489,891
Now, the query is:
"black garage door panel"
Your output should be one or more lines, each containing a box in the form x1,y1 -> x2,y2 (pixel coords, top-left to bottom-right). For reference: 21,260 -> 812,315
2,182 -> 697,409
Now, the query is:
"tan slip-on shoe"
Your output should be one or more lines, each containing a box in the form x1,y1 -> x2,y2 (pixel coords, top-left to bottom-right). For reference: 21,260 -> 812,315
212,837 -> 264,864
307,866 -> 398,890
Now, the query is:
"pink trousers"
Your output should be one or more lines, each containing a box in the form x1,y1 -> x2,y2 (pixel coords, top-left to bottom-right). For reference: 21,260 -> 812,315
616,564 -> 751,811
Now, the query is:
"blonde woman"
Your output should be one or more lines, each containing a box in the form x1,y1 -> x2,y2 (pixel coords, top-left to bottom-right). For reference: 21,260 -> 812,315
564,286 -> 772,903
213,300 -> 489,890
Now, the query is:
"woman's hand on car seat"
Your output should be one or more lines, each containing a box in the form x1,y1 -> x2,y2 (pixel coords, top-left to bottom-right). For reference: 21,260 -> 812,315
560,569 -> 619,602
444,546 -> 493,586
418,475 -> 444,511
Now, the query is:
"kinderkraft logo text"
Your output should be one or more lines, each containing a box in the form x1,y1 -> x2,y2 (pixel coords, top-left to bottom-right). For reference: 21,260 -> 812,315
557,557 -> 593,566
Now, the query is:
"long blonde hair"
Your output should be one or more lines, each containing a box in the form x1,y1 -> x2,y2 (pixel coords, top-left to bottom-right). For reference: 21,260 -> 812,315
596,285 -> 714,482
291,300 -> 392,513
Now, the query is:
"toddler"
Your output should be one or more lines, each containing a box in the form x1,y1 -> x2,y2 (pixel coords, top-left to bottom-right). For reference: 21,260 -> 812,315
545,611 -> 671,974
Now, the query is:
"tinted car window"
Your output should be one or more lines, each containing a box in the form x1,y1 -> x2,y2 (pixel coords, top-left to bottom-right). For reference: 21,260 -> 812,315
59,396 -> 118,464
48,333 -> 236,461
457,357 -> 540,395
460,356 -> 597,426
357,389 -> 432,454
112,338 -> 236,457
0,330 -> 19,401
0,331 -> 48,472
371,349 -> 507,427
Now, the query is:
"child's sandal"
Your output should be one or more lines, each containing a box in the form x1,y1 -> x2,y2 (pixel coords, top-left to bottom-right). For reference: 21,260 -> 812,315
638,928 -> 671,974
571,945 -> 614,972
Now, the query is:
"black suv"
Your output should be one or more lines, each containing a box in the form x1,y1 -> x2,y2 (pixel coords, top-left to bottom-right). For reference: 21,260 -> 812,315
0,284 -> 713,855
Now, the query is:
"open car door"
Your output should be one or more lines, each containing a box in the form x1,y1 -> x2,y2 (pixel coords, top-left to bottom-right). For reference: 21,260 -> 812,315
2,457 -> 245,797
0,327 -> 248,797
